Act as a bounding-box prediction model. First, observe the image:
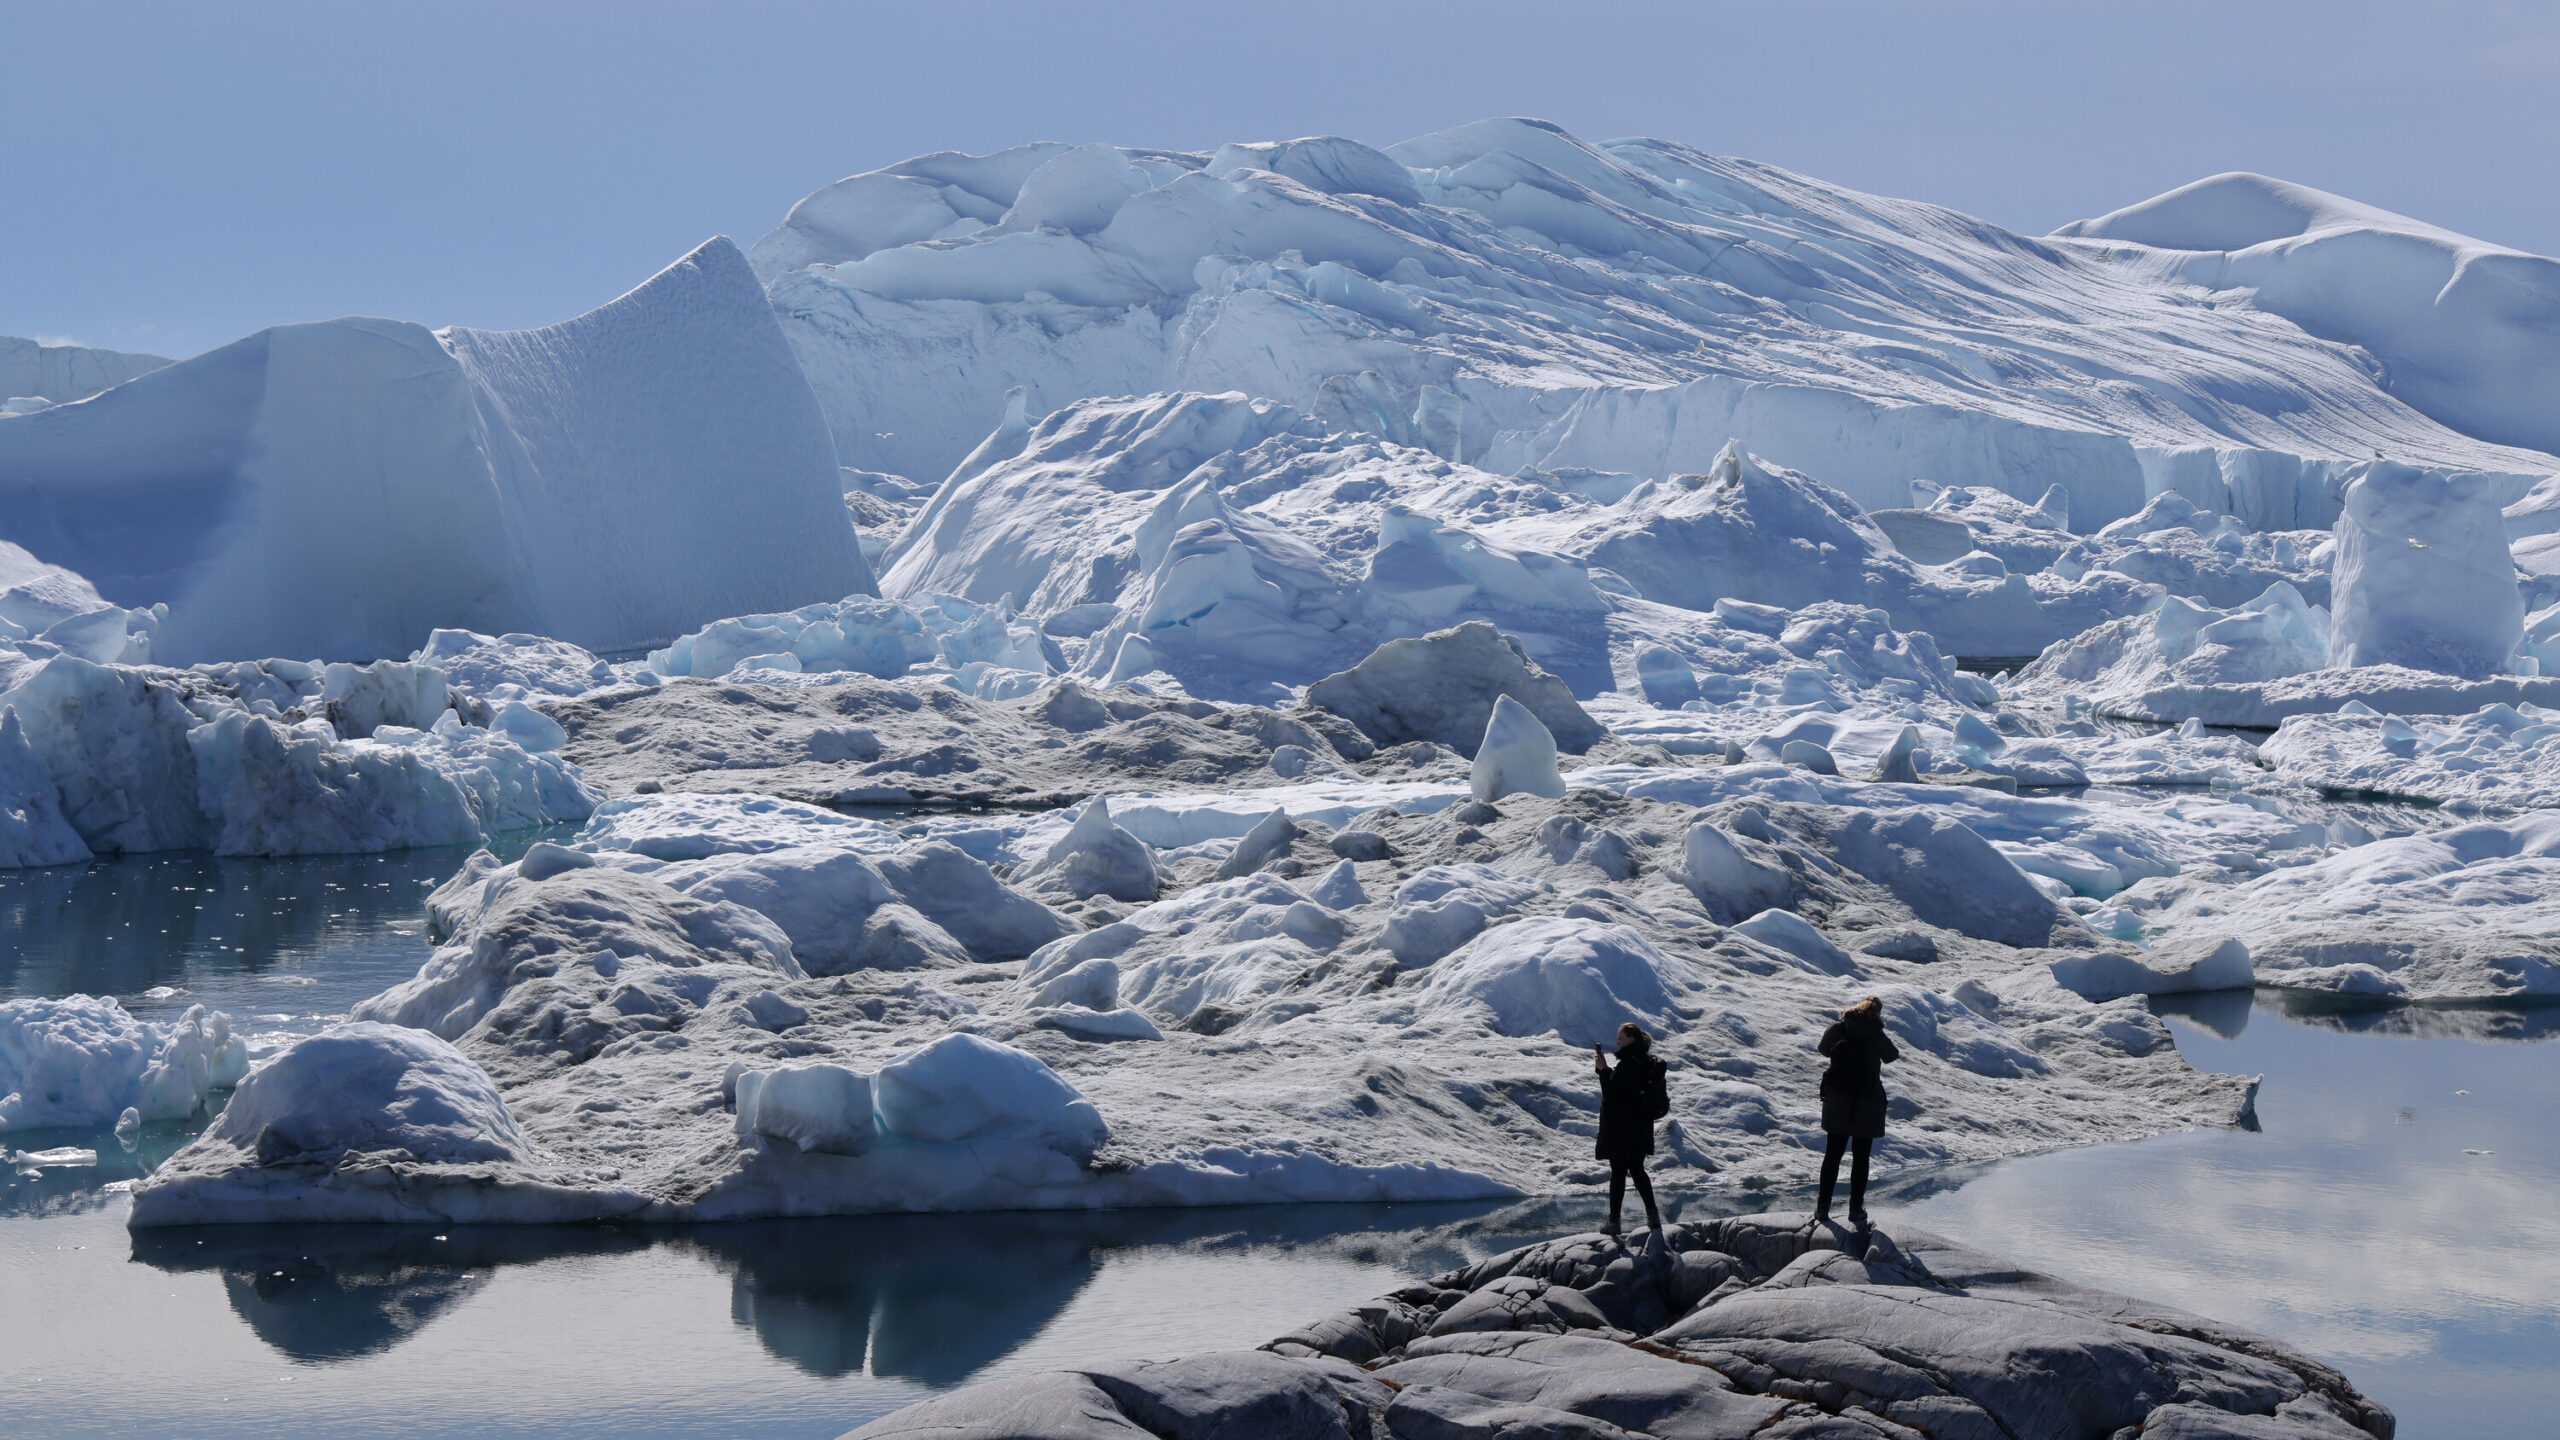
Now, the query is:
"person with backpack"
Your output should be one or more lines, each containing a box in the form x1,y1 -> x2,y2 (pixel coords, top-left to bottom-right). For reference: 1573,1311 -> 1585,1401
1591,1020 -> 1667,1237
1813,994 -> 1900,1230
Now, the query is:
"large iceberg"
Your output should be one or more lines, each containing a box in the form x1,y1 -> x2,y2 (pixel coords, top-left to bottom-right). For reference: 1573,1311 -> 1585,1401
0,334 -> 169,407
0,240 -> 871,663
758,121 -> 2553,525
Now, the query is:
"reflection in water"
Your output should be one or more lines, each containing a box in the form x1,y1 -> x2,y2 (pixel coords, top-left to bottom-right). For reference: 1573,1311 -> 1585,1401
2261,991 -> 2560,1042
2154,986 -> 2560,1043
1900,990 -> 2560,1440
129,1226 -> 651,1363
693,1215 -> 1101,1384
122,1201 -> 1582,1381
2146,987 -> 2257,1040
0,829 -> 568,1010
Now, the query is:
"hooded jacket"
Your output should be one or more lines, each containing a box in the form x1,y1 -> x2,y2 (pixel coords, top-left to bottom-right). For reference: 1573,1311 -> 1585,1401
1817,1010 -> 1900,1138
1595,1042 -> 1665,1161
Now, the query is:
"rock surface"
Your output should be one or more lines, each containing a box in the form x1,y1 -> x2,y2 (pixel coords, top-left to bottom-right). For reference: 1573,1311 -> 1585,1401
845,1213 -> 2392,1440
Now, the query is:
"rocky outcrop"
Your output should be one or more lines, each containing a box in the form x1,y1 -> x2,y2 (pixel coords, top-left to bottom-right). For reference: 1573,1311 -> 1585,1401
844,1213 -> 2392,1440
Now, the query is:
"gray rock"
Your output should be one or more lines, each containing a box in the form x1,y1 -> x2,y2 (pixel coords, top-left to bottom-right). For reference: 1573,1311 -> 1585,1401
1082,1351 -> 1389,1440
1427,1276 -> 1613,1338
1384,1383 -> 1641,1440
1328,829 -> 1391,861
824,1208 -> 2394,1440
1377,1333 -> 1795,1438
836,1370 -> 1157,1439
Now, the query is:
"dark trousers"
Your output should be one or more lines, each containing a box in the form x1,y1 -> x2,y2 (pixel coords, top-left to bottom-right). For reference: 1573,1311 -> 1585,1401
1817,1132 -> 1873,1218
1608,1157 -> 1659,1227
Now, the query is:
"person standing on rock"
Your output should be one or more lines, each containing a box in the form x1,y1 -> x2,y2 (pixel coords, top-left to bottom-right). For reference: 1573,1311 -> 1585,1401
1592,1021 -> 1667,1237
1813,995 -> 1899,1229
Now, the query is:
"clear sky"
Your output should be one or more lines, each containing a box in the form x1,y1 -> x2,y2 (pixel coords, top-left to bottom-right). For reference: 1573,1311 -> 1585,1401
6,0 -> 2554,362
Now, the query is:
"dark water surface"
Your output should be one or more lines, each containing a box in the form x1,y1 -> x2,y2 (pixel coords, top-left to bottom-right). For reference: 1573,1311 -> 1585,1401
5,850 -> 2554,1438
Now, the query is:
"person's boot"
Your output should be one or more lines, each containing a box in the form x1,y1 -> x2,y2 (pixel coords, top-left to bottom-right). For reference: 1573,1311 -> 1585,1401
1599,1212 -> 1622,1237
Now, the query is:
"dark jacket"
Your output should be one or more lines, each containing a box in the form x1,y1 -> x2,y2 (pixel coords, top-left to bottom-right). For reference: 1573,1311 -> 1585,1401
1818,1011 -> 1900,1138
1595,1044 -> 1665,1161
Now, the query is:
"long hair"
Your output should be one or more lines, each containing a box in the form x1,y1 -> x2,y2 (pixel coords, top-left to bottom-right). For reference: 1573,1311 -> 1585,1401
1617,1021 -> 1653,1054
1841,995 -> 1883,1022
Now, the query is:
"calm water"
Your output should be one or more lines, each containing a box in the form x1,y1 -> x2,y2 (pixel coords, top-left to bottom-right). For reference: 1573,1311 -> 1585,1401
4,849 -> 2554,1438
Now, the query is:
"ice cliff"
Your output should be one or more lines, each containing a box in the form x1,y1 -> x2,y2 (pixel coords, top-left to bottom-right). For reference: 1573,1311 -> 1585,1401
0,240 -> 871,663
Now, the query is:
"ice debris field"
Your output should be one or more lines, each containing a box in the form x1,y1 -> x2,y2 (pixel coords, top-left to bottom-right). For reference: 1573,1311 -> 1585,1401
5,114 -> 2557,1439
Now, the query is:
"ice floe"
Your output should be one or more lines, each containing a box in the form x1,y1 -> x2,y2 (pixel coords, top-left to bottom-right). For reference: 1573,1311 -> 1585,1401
1,995 -> 249,1132
2123,812 -> 2560,1000
0,653 -> 598,865
129,777 -> 2265,1225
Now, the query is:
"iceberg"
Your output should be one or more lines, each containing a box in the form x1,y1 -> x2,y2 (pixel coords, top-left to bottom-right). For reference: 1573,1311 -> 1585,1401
2058,170 -> 2560,460
0,653 -> 599,866
759,122 -> 2553,529
2126,813 -> 2560,1001
2327,460 -> 2526,677
0,334 -> 169,405
1,995 -> 248,1132
0,240 -> 871,663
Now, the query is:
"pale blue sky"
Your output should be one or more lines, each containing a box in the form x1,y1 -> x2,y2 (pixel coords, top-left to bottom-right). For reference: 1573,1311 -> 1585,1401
6,0 -> 2554,361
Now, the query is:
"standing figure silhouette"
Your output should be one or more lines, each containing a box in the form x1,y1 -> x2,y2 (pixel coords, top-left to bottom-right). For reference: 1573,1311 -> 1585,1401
1814,995 -> 1899,1229
1592,1021 -> 1666,1237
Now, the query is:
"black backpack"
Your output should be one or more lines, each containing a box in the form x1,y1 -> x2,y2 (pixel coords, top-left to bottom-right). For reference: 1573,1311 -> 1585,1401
1645,1055 -> 1671,1121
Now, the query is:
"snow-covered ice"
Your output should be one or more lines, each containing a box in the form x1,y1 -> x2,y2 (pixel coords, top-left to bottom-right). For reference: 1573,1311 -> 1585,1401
2260,701 -> 2560,810
1,995 -> 248,1131
0,334 -> 168,406
759,122 -> 2550,529
2057,169 -> 2560,461
2121,812 -> 2560,1001
0,652 -> 599,866
130,772 -> 2267,1224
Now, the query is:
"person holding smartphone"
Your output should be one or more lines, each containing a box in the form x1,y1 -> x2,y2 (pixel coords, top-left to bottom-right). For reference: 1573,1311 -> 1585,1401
1591,1021 -> 1666,1237
1813,995 -> 1899,1230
